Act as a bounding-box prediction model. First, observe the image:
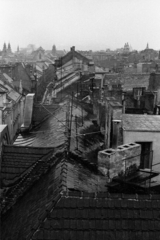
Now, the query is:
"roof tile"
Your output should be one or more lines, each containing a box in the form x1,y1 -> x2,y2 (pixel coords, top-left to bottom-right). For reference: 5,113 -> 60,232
148,220 -> 155,230
142,231 -> 150,240
76,230 -> 84,240
121,209 -> 128,219
63,219 -> 70,229
128,219 -> 135,230
82,209 -> 88,218
89,231 -> 96,240
70,219 -> 77,229
89,220 -> 95,229
69,209 -> 76,219
109,219 -> 115,229
154,220 -> 160,230
90,198 -> 96,208
83,230 -> 89,240
115,220 -> 121,230
82,220 -> 89,229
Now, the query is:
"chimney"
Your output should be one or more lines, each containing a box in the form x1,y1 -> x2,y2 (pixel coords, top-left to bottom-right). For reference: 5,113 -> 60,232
112,120 -> 121,149
71,46 -> 75,52
104,98 -> 122,149
98,143 -> 141,180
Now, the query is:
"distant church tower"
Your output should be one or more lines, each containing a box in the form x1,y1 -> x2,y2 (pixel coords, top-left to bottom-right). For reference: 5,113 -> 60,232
2,43 -> 7,56
8,42 -> 12,53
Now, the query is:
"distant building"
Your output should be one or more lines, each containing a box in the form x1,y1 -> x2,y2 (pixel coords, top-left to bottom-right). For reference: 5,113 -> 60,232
0,80 -> 25,141
30,47 -> 45,61
123,42 -> 130,53
140,43 -> 158,61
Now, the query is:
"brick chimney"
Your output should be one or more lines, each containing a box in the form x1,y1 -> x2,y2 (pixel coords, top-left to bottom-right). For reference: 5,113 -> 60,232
98,143 -> 141,180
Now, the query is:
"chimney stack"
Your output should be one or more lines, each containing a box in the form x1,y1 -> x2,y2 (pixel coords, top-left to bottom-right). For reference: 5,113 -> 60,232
71,46 -> 75,52
98,143 -> 141,180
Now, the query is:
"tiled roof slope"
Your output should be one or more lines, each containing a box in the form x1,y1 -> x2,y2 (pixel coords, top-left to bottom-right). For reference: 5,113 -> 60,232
1,156 -> 107,240
1,145 -> 58,214
32,194 -> 160,240
1,154 -> 160,240
1,145 -> 55,187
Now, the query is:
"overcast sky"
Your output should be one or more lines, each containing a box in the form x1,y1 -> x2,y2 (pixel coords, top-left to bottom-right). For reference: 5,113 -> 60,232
0,0 -> 160,52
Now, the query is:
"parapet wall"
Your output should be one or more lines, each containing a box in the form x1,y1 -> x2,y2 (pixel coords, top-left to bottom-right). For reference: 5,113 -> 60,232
98,143 -> 141,179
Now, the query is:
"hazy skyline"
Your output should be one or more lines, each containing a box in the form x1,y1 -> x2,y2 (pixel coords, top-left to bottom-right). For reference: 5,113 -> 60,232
0,0 -> 160,52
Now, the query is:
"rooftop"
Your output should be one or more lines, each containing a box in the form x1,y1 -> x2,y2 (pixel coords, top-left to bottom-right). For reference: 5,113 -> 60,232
123,114 -> 160,132
1,152 -> 160,240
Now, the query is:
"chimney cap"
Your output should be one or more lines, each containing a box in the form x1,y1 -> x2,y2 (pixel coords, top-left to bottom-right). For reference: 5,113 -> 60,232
112,120 -> 121,123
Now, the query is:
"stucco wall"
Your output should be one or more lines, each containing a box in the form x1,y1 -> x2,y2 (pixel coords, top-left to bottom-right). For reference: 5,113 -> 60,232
123,131 -> 160,180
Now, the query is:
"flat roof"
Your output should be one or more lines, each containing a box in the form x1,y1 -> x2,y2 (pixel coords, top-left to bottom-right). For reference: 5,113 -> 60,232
123,114 -> 160,132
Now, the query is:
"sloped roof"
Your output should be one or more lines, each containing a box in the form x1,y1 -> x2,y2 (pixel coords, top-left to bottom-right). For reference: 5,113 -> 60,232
1,145 -> 58,214
1,145 -> 55,187
7,88 -> 21,102
1,153 -> 160,240
3,73 -> 13,84
123,114 -> 160,132
57,48 -> 90,67
0,78 -> 21,102
0,85 -> 7,93
14,102 -> 89,148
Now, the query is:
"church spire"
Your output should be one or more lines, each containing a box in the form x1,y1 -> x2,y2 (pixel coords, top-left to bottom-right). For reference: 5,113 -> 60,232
8,42 -> 12,53
3,42 -> 6,51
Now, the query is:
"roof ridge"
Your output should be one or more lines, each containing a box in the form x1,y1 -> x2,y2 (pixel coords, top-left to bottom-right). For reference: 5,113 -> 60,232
26,157 -> 67,240
3,144 -> 56,150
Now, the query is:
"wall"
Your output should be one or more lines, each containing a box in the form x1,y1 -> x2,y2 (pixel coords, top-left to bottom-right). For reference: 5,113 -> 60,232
105,99 -> 122,149
148,73 -> 160,104
124,90 -> 155,113
104,89 -> 122,103
123,131 -> 160,181
122,73 -> 149,91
